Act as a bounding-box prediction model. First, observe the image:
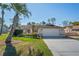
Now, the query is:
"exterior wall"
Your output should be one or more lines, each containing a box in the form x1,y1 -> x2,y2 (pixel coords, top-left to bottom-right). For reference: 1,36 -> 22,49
73,26 -> 79,29
64,25 -> 79,36
64,27 -> 72,33
72,30 -> 79,35
72,25 -> 79,35
21,25 -> 33,34
21,25 -> 39,34
23,28 -> 32,34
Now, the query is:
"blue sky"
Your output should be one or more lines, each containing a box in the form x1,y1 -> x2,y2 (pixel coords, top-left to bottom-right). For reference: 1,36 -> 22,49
0,3 -> 79,27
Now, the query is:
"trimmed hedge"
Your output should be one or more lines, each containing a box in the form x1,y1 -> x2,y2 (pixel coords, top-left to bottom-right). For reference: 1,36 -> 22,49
24,34 -> 40,39
13,29 -> 23,36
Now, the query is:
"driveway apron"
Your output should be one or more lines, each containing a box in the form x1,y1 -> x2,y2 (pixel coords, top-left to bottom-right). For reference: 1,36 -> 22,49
43,39 -> 79,56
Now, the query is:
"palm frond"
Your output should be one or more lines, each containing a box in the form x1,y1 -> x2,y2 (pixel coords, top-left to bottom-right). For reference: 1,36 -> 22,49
0,3 -> 11,11
11,3 -> 31,18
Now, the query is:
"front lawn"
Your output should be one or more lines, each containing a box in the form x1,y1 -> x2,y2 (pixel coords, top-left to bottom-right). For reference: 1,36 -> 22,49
0,34 -> 8,41
0,34 -> 52,56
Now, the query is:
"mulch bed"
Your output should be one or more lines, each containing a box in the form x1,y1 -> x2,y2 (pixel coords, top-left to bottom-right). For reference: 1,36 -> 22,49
0,40 -> 22,45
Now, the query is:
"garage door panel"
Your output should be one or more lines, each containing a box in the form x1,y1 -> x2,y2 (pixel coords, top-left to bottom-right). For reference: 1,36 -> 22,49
41,29 -> 60,36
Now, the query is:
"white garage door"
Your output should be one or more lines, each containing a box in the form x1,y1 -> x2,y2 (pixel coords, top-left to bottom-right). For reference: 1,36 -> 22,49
41,28 -> 60,37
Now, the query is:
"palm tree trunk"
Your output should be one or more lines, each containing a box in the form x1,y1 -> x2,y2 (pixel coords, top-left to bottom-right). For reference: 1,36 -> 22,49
0,9 -> 4,35
5,25 -> 15,43
5,13 -> 18,43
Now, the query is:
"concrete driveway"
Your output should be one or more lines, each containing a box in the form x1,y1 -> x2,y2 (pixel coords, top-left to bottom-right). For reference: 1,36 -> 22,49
43,38 -> 79,56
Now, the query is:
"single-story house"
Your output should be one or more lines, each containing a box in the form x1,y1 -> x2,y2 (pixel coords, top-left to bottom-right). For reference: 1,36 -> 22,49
21,24 -> 65,38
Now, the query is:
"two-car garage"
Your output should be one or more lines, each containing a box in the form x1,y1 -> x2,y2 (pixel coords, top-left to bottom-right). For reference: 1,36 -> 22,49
38,27 -> 65,38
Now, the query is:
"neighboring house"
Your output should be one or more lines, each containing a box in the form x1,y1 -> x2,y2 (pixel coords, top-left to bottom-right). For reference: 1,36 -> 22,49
21,24 -> 65,37
64,25 -> 79,36
72,25 -> 79,35
64,26 -> 72,33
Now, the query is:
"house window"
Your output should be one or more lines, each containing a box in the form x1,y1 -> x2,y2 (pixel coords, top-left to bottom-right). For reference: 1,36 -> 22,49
27,29 -> 30,33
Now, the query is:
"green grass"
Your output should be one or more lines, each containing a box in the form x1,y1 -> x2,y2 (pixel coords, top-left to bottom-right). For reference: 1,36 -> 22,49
0,34 -> 53,56
13,37 -> 53,55
13,37 -> 36,42
0,34 -> 8,41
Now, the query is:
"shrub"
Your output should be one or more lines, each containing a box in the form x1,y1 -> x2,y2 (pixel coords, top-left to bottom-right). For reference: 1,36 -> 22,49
24,34 -> 40,39
13,29 -> 23,37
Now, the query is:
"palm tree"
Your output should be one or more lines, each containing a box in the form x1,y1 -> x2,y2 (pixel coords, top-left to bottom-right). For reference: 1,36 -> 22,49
63,20 -> 69,26
51,17 -> 56,25
5,3 -> 31,43
42,21 -> 46,25
48,18 -> 51,24
27,22 -> 31,25
0,4 -> 10,35
48,18 -> 56,25
69,21 -> 73,26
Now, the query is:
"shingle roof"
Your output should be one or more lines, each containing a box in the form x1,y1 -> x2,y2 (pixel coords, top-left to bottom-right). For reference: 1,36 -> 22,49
21,24 -> 63,29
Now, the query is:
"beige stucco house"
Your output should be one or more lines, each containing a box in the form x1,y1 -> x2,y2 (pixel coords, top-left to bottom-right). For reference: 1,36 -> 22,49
21,24 -> 65,37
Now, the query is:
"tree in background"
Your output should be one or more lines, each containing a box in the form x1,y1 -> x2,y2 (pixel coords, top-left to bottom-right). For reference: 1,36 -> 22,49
0,4 -> 11,35
31,22 -> 35,25
51,17 -> 56,25
41,21 -> 46,25
71,21 -> 79,25
69,21 -> 73,26
62,20 -> 69,26
48,17 -> 56,25
48,18 -> 51,24
27,22 -> 31,25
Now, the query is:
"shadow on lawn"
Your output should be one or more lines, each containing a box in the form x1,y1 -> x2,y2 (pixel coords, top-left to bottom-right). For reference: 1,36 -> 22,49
3,43 -> 17,56
3,42 -> 44,56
